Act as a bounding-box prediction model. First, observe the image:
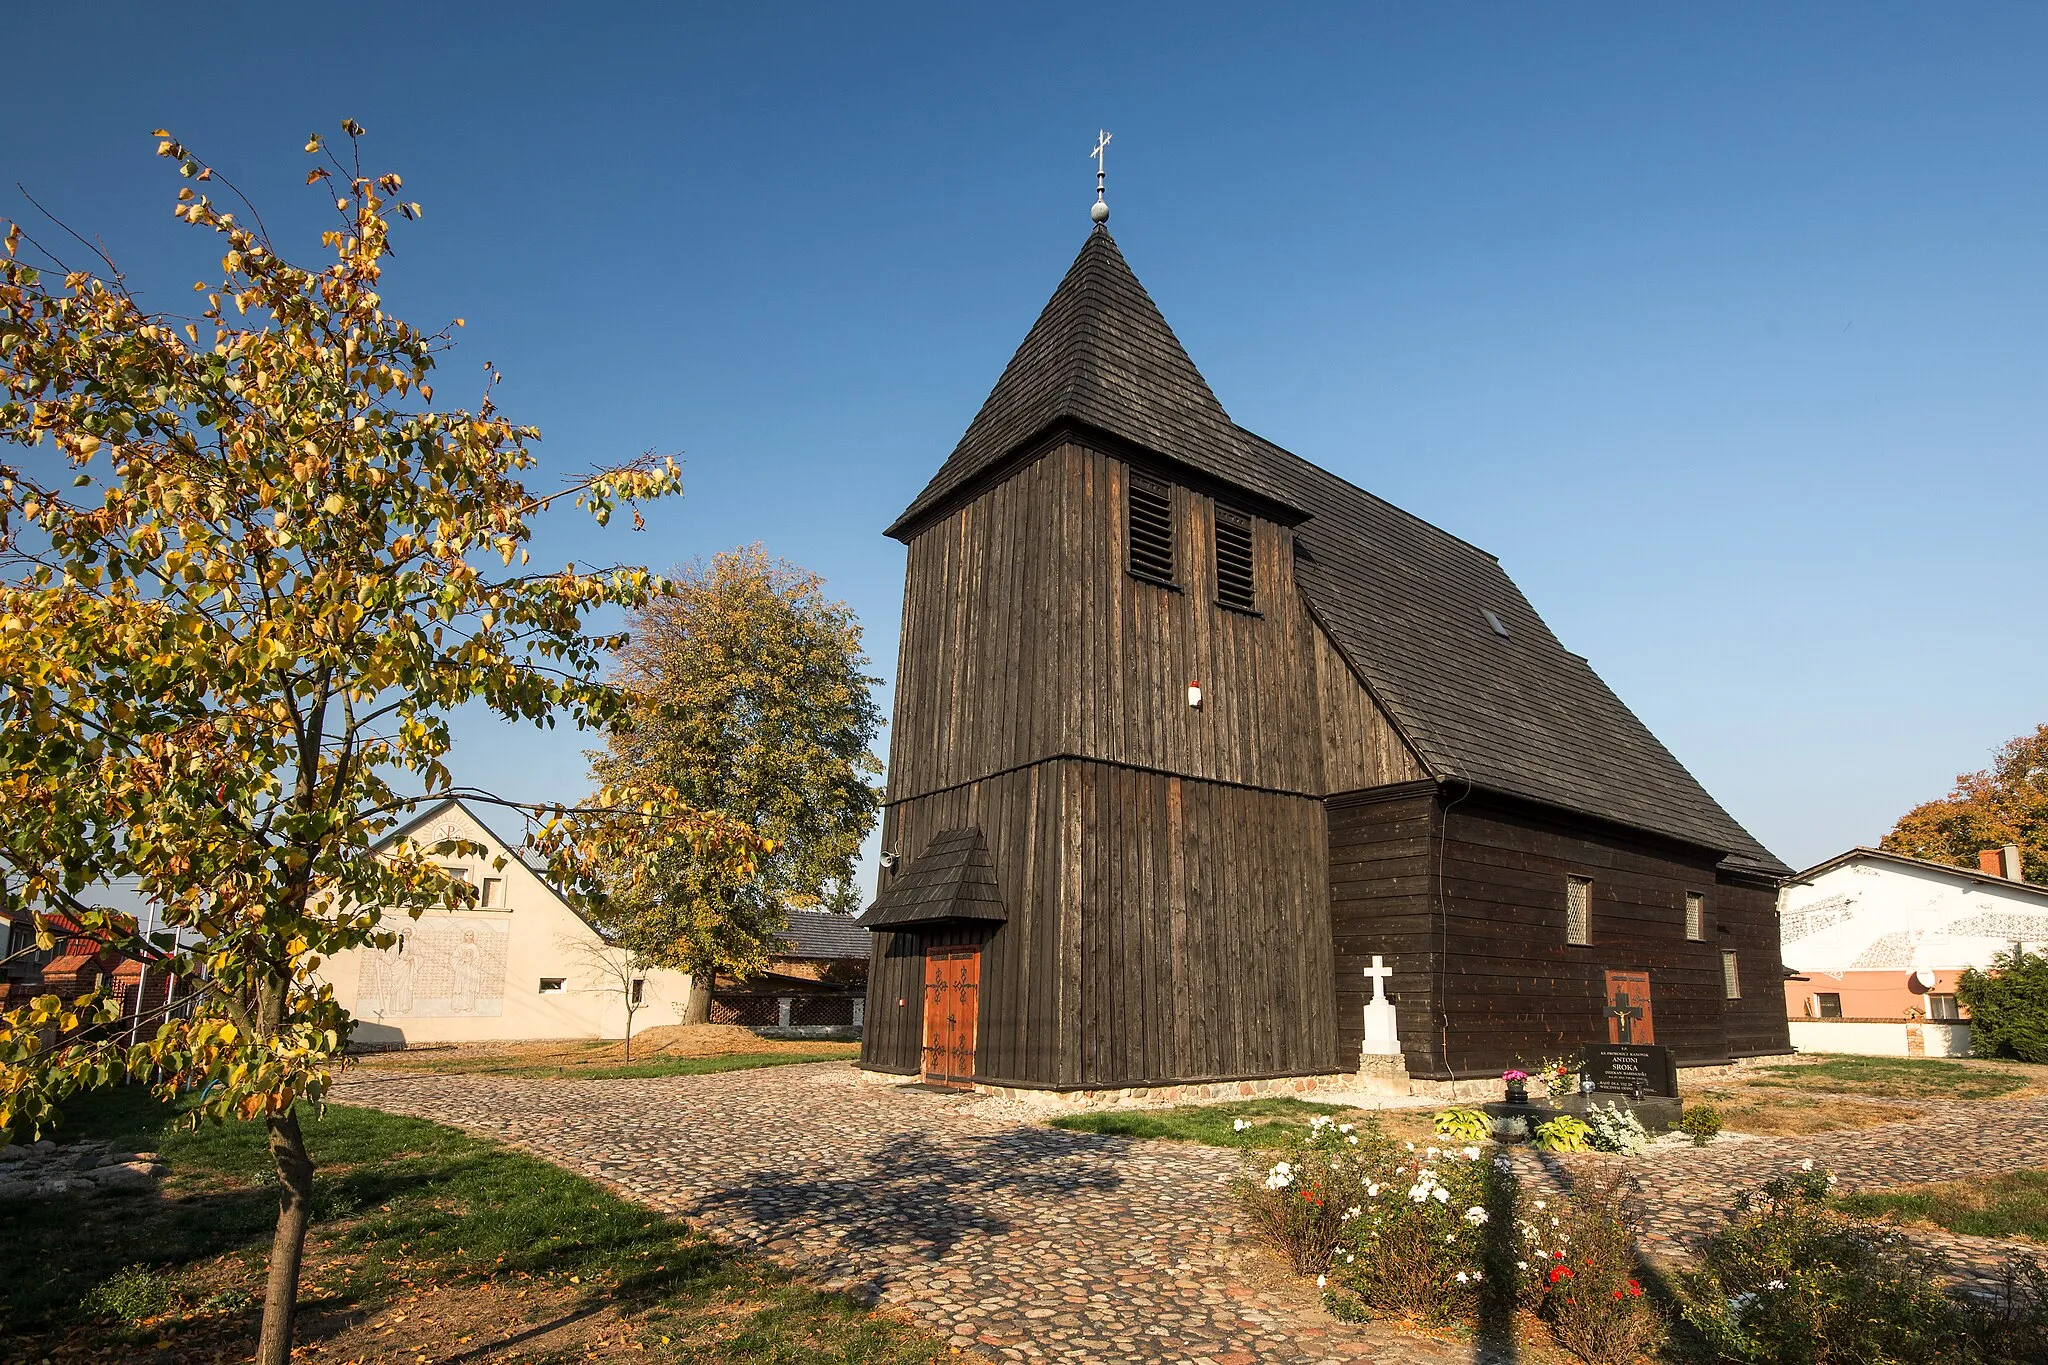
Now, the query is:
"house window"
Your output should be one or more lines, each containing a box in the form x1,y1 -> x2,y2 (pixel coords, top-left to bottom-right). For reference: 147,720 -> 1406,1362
1685,891 -> 1706,941
630,978 -> 646,1005
1213,508 -> 1256,613
1721,950 -> 1741,1000
1927,993 -> 1959,1021
1565,876 -> 1593,946
480,877 -> 504,908
538,977 -> 566,994
1814,992 -> 1843,1019
1126,476 -> 1176,587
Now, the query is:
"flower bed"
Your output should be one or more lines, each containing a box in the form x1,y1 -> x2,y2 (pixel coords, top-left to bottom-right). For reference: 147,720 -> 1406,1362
1234,1119 -> 2048,1365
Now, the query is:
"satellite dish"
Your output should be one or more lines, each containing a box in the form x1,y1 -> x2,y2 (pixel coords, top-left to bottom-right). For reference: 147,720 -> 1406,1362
1912,967 -> 1938,990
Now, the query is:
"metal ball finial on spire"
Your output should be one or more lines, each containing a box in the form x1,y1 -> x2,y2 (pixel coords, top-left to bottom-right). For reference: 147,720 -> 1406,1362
1090,129 -> 1112,224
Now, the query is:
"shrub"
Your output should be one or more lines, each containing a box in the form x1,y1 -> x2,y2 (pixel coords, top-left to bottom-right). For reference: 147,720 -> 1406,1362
1329,1139 -> 1508,1324
1960,1253 -> 2048,1363
1233,1113 -> 1379,1274
1584,1103 -> 1651,1155
1680,1103 -> 1723,1147
1959,950 -> 2048,1063
81,1265 -> 178,1324
1679,1164 -> 1963,1363
1515,1172 -> 1666,1365
1433,1106 -> 1490,1142
1535,1115 -> 1595,1153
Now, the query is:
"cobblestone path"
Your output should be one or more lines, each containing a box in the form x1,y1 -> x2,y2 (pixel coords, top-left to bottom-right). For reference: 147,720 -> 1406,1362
1513,1094 -> 2048,1290
335,1063 -> 1486,1364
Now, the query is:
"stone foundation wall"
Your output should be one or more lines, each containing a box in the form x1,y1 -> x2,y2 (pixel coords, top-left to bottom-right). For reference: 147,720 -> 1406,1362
970,1071 -> 1362,1112
1398,1053 -> 1784,1103
855,1048 -> 1775,1109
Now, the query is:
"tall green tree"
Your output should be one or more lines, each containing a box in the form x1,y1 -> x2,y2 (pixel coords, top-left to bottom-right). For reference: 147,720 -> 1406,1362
592,546 -> 884,1018
0,124 -> 756,1365
1882,724 -> 2047,883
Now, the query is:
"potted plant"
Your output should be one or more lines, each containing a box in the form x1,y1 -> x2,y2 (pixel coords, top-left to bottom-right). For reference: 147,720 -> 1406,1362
1502,1069 -> 1530,1105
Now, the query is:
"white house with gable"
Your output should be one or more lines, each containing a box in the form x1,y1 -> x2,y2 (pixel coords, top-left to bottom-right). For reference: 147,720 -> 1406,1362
1780,844 -> 2047,1057
319,796 -> 695,1046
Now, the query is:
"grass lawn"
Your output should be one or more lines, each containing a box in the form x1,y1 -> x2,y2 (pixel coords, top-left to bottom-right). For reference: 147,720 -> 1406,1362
1752,1054 -> 2032,1101
1692,1090 -> 1926,1137
1836,1169 -> 2048,1245
3,1086 -> 952,1364
1049,1097 -> 1423,1148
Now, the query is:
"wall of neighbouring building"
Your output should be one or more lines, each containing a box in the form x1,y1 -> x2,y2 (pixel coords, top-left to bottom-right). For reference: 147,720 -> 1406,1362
317,801 -> 694,1046
1788,1019 -> 1972,1058
1780,852 -> 2048,1051
1784,967 -> 1971,1025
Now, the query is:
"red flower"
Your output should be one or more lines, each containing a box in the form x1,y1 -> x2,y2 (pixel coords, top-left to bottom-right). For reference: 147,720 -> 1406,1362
1626,1279 -> 1642,1298
1612,1289 -> 1624,1299
1548,1265 -> 1574,1284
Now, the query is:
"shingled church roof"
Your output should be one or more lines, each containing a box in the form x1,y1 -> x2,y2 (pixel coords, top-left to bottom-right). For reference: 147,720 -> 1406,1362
889,228 -> 1788,877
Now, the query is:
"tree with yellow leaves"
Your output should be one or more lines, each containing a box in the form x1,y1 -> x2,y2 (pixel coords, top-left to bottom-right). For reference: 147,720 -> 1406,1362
0,123 -> 758,1365
1883,723 -> 2046,884
591,547 -> 884,1020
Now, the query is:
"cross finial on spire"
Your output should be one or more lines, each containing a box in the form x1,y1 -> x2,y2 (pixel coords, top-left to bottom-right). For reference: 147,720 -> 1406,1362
1090,130 -> 1112,224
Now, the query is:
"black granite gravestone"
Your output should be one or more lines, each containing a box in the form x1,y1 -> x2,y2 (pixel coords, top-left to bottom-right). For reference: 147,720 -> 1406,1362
1580,1043 -> 1677,1097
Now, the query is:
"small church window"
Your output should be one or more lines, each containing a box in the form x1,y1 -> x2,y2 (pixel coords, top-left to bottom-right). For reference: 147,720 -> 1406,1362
1928,993 -> 1959,1020
1566,876 -> 1592,945
1721,950 -> 1741,1000
481,876 -> 504,908
1214,508 -> 1256,613
631,978 -> 646,1005
1127,476 -> 1176,587
538,977 -> 566,994
1813,992 -> 1843,1018
1685,891 -> 1705,941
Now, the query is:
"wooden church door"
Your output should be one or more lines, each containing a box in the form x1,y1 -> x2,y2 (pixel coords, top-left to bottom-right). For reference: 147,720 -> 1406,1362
1604,969 -> 1654,1044
921,946 -> 980,1087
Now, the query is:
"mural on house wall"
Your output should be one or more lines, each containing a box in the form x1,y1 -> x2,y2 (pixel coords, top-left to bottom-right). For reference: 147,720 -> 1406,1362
357,915 -> 509,1018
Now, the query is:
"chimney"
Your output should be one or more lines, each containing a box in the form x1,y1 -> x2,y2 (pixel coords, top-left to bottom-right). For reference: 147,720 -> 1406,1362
1981,848 -> 2004,876
2002,844 -> 2025,882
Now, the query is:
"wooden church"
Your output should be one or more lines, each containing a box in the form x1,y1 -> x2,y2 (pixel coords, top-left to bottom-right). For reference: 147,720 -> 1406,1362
858,212 -> 1792,1094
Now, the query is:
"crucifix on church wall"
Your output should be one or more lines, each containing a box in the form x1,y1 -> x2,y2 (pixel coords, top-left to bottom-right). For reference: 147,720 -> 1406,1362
1603,968 -> 1654,1045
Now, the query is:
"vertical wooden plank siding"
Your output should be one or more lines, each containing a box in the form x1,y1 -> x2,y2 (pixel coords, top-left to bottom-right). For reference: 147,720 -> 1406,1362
1714,872 -> 1794,1057
1326,786 -> 1442,1075
869,436 -> 1779,1093
1429,794 -> 1782,1075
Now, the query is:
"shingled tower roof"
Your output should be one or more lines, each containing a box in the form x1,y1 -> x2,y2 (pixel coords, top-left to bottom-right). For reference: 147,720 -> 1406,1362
888,229 -> 1787,876
887,228 -> 1304,538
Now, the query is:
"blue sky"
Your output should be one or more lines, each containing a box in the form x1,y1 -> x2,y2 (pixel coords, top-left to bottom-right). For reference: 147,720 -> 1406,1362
8,3 -> 2043,880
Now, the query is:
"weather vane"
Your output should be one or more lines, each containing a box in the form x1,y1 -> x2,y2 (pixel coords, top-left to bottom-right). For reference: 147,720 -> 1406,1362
1090,130 -> 1112,224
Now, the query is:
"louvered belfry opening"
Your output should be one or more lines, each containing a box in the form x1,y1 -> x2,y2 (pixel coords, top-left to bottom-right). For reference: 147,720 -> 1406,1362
1127,475 -> 1176,586
1214,507 -> 1255,612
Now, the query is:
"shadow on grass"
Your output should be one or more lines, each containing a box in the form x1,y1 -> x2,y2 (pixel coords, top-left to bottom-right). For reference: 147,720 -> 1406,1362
5,1088 -> 950,1364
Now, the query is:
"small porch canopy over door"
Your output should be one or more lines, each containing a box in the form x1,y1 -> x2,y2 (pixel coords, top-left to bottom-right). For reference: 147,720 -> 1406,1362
858,828 -> 1008,930
860,827 -> 1008,1087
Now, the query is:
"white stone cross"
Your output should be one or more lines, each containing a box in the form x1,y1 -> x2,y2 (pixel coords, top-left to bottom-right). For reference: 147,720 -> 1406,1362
1363,954 -> 1394,1004
1362,955 -> 1401,1056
